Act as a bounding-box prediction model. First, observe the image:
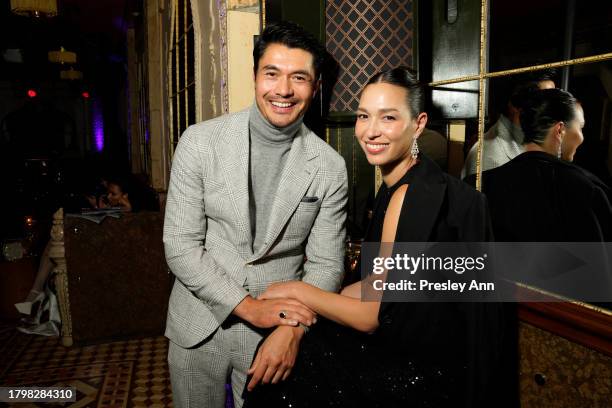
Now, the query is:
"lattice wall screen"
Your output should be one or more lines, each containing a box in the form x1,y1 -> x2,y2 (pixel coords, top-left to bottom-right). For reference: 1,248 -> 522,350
325,0 -> 414,113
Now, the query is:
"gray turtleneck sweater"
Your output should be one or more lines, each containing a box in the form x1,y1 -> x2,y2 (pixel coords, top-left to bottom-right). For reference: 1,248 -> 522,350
248,104 -> 302,252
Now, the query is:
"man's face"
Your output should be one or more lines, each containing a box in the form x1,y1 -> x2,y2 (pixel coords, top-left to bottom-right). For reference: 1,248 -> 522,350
254,43 -> 318,128
538,79 -> 555,90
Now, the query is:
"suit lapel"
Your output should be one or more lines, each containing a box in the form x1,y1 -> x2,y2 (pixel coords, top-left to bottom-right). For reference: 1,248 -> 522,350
396,155 -> 447,242
215,110 -> 254,257
250,126 -> 319,261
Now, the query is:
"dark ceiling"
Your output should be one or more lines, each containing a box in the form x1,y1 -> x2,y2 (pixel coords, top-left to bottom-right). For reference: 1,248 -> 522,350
0,0 -> 142,84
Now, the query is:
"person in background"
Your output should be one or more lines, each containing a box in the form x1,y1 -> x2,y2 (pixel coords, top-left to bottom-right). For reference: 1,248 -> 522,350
462,70 -> 556,178
20,173 -> 158,305
97,174 -> 160,212
478,88 -> 611,241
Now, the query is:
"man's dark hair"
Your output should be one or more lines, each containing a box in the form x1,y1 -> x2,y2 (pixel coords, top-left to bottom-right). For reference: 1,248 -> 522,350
365,66 -> 424,118
253,21 -> 327,79
520,88 -> 577,145
508,68 -> 557,110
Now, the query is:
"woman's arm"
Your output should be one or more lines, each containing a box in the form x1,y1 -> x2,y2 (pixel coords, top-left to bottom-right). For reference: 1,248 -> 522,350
263,281 -> 379,332
261,184 -> 408,332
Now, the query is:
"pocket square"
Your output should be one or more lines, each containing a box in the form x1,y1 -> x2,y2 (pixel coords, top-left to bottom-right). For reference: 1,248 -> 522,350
300,196 -> 319,203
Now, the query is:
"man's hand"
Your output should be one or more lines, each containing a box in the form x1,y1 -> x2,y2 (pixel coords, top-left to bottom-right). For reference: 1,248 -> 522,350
233,296 -> 315,329
246,326 -> 304,391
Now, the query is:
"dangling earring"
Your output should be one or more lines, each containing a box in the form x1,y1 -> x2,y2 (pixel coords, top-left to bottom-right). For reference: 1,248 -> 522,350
557,124 -> 564,159
411,138 -> 419,159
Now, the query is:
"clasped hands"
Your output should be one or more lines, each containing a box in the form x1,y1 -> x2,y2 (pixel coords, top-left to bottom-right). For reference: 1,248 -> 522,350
238,281 -> 313,328
234,281 -> 313,391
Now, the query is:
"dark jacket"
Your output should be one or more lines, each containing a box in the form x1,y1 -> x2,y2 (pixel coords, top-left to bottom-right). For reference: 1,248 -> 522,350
368,155 -> 511,408
477,151 -> 612,241
385,153 -> 492,242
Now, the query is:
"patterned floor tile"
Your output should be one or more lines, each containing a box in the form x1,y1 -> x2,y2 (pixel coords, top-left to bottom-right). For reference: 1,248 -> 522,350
0,323 -> 173,408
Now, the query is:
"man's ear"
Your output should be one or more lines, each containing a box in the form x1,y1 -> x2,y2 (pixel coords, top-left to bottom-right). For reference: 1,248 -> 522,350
413,112 -> 429,139
312,78 -> 322,98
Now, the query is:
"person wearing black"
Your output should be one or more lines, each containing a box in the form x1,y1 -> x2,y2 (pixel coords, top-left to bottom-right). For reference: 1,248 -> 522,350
244,67 -> 507,408
478,88 -> 611,242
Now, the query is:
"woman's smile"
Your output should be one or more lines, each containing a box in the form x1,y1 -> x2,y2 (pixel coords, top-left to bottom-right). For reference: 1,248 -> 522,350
364,142 -> 390,154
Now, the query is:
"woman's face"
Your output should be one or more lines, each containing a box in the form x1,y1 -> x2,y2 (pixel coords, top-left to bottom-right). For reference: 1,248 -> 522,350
561,104 -> 585,162
106,183 -> 128,207
355,82 -> 424,167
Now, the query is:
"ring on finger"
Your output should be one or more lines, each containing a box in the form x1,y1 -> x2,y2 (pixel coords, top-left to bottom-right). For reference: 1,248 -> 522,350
279,310 -> 287,319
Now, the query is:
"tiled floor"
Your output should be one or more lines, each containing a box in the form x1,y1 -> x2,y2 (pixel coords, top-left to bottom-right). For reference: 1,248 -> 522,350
0,321 -> 173,407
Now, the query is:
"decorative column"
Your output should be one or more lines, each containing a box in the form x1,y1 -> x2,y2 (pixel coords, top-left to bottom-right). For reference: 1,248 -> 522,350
146,0 -> 170,192
49,208 -> 73,347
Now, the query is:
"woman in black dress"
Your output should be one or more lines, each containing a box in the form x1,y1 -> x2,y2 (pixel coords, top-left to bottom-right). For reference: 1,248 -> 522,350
244,67 -> 506,408
480,88 -> 611,241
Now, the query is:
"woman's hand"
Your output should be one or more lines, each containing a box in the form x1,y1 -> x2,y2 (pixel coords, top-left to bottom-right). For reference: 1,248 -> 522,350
117,195 -> 132,212
98,195 -> 110,208
85,195 -> 98,208
259,281 -> 304,302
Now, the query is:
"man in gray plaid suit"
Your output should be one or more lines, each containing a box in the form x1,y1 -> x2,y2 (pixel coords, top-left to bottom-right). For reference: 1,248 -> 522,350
163,22 -> 348,408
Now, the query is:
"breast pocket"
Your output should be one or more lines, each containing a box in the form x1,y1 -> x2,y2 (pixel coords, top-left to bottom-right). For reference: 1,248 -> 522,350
283,200 -> 321,239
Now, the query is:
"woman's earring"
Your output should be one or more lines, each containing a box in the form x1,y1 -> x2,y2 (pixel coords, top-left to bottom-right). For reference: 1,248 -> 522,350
411,138 -> 419,159
557,126 -> 565,159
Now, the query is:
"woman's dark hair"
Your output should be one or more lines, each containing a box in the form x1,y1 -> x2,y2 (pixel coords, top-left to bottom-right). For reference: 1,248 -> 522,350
105,174 -> 132,195
105,173 -> 159,212
520,88 -> 577,145
253,21 -> 327,79
365,66 -> 424,118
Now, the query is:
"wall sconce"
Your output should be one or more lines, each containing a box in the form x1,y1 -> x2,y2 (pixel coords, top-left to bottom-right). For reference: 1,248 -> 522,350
60,67 -> 83,80
48,47 -> 77,65
10,0 -> 57,18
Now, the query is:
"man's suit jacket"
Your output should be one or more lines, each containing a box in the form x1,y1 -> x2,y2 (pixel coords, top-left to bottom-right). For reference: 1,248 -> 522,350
462,115 -> 524,178
163,109 -> 348,348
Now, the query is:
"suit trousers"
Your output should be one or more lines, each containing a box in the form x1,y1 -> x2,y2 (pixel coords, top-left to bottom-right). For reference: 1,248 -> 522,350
168,319 -> 262,408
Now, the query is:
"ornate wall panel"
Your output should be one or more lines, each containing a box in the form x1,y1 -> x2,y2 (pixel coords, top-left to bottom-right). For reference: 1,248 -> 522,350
228,0 -> 258,9
168,0 -> 198,154
325,0 -> 414,113
519,322 -> 612,407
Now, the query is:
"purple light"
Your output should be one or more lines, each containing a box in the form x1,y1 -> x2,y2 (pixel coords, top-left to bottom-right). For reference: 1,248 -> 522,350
144,111 -> 150,143
92,98 -> 104,152
113,16 -> 127,34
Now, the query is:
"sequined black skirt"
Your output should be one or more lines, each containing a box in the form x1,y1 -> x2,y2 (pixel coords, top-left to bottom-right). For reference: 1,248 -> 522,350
243,319 -> 465,408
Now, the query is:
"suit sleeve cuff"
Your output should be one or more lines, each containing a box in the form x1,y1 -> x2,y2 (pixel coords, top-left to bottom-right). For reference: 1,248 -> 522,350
208,285 -> 250,326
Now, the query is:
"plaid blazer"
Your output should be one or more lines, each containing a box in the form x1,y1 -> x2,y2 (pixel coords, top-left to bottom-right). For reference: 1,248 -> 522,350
163,109 -> 348,348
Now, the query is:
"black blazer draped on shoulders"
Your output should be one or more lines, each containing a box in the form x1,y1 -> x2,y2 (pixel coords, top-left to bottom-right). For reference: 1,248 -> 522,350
364,154 -> 510,408
478,151 -> 612,242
